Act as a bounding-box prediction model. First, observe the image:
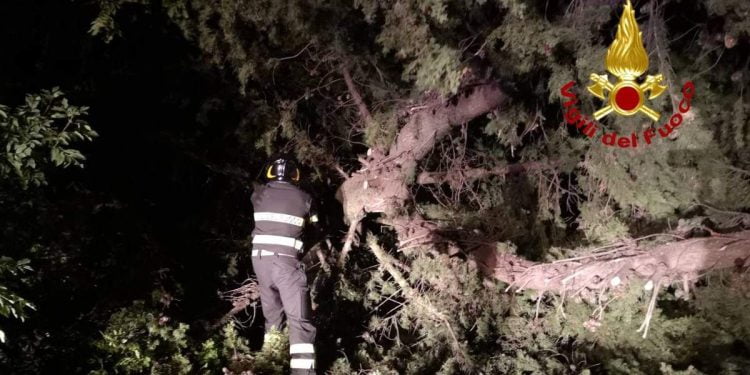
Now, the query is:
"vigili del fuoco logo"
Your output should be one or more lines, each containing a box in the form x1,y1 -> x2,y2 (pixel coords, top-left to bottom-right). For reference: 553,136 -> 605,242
560,0 -> 695,148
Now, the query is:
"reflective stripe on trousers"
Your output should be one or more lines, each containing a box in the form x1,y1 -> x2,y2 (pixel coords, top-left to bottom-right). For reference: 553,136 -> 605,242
290,343 -> 314,354
290,358 -> 315,370
290,343 -> 315,371
251,255 -> 316,374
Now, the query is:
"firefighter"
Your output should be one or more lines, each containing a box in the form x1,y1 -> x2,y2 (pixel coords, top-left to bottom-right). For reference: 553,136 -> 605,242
250,156 -> 319,374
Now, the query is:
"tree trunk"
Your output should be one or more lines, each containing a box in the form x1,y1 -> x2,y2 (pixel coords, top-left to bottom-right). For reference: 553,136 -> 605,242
336,83 -> 506,222
472,231 -> 750,294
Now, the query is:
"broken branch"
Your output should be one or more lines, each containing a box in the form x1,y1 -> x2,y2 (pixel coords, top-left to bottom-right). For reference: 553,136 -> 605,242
341,62 -> 374,127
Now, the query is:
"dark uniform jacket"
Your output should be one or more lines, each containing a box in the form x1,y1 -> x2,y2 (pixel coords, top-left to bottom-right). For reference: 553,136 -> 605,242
251,181 -> 313,256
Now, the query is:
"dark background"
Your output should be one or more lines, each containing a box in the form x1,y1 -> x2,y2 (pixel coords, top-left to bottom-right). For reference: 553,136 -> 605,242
0,1 -> 262,372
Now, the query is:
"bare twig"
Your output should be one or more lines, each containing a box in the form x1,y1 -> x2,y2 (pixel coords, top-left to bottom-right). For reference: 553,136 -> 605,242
341,61 -> 374,127
338,215 -> 363,267
277,42 -> 313,62
637,278 -> 663,338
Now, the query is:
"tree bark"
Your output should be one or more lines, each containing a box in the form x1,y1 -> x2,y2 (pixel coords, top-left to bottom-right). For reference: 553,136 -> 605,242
337,83 -> 506,222
471,231 -> 750,294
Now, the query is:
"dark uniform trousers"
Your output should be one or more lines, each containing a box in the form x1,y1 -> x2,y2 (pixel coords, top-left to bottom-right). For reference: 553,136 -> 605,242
251,181 -> 317,374
251,254 -> 316,373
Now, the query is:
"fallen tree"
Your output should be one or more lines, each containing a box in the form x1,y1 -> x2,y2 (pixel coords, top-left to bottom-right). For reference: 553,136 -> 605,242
475,231 -> 750,295
472,231 -> 750,338
330,74 -> 750,342
332,75 -> 750,286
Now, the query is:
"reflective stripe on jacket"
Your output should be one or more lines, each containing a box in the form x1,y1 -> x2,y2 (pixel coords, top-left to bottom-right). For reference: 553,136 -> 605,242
251,181 -> 312,254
